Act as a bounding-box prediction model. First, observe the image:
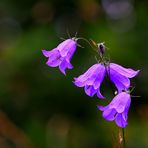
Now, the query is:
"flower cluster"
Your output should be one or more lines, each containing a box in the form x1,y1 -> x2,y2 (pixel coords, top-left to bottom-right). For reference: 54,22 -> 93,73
42,38 -> 140,128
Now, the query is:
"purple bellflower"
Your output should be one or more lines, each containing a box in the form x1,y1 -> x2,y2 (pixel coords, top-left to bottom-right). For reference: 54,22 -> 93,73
74,63 -> 106,98
97,92 -> 131,128
42,38 -> 77,75
107,63 -> 140,93
74,62 -> 139,98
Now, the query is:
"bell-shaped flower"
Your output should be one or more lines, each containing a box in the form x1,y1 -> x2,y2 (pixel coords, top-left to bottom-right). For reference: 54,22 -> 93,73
97,92 -> 131,128
106,63 -> 140,93
42,38 -> 77,75
74,64 -> 106,98
74,62 -> 139,98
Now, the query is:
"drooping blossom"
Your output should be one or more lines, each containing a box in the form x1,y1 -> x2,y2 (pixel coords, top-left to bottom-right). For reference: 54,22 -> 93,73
74,64 -> 106,98
42,38 -> 77,75
107,63 -> 140,93
97,92 -> 131,128
74,62 -> 139,98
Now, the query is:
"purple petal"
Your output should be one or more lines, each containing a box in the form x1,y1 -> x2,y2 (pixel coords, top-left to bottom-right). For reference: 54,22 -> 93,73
110,63 -> 140,78
93,65 -> 106,89
57,39 -> 72,50
66,43 -> 77,61
57,39 -> 76,57
74,64 -> 100,87
122,100 -> 131,121
97,89 -> 105,99
74,78 -> 85,87
109,92 -> 131,113
84,85 -> 97,97
97,105 -> 108,111
86,64 -> 105,87
102,108 -> 116,121
59,59 -> 73,75
93,66 -> 106,98
115,113 -> 128,128
42,48 -> 57,57
46,50 -> 62,67
74,64 -> 106,98
122,111 -> 128,121
107,67 -> 130,93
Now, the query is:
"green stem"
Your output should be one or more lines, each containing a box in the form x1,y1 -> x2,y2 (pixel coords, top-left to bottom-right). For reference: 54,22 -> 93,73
77,37 -> 103,60
77,37 -> 95,49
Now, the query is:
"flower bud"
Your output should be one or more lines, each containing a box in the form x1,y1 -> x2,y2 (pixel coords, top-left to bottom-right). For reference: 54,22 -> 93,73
98,43 -> 105,56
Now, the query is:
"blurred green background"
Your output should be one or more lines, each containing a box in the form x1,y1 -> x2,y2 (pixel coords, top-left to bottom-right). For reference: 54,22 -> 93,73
0,0 -> 147,147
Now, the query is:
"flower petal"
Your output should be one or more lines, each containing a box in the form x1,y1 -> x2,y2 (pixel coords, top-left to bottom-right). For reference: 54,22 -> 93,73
122,110 -> 128,121
42,48 -> 58,58
110,63 -> 140,78
74,64 -> 106,98
85,64 -> 105,88
115,113 -> 128,128
74,64 -> 100,86
42,50 -> 50,57
97,105 -> 108,111
73,78 -> 85,87
109,92 -> 131,113
102,108 -> 116,121
93,65 -> 105,98
59,59 -> 73,75
65,42 -> 77,60
93,65 -> 106,89
57,39 -> 76,57
57,39 -> 72,50
97,89 -> 105,99
84,85 -> 97,97
107,67 -> 130,92
122,99 -> 131,121
46,50 -> 62,67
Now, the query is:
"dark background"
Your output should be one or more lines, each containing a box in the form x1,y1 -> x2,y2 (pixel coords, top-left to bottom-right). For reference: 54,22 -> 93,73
0,0 -> 147,147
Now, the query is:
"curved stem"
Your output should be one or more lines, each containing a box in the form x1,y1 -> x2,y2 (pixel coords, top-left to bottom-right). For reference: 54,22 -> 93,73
77,37 -> 104,61
77,37 -> 94,49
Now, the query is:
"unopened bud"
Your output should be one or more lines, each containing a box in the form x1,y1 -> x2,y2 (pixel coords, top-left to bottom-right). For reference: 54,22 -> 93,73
98,43 -> 105,56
